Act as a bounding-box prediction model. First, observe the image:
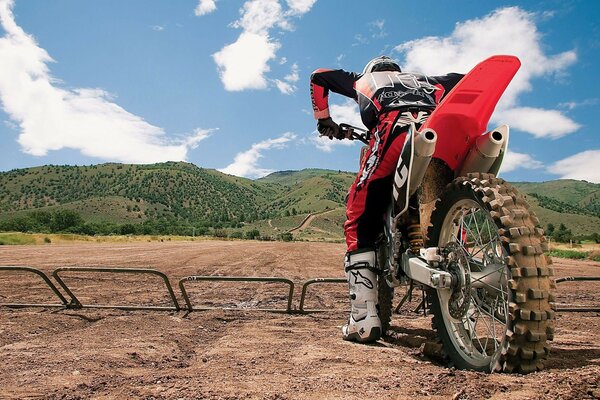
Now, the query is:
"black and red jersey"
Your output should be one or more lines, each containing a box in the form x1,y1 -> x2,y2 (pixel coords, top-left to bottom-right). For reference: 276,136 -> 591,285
310,68 -> 463,130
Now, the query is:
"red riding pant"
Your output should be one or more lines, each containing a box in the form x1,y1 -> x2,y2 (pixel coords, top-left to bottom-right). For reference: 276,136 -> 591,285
344,110 -> 408,252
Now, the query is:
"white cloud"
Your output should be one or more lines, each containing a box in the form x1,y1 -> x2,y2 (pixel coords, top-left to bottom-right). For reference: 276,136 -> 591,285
310,133 -> 357,153
213,0 -> 316,92
195,0 -> 217,16
498,150 -> 543,174
330,99 -> 365,129
493,107 -> 581,139
558,98 -> 599,110
213,32 -> 280,91
151,25 -> 164,31
285,0 -> 317,15
395,7 -> 579,139
369,19 -> 387,38
274,62 -> 299,94
352,33 -> 369,46
0,0 -> 209,164
181,128 -> 215,149
233,0 -> 288,33
284,63 -> 299,82
274,80 -> 295,95
547,150 -> 600,183
220,132 -> 296,178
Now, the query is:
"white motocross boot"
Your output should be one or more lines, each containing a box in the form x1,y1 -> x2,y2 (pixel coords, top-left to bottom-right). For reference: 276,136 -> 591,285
342,250 -> 382,343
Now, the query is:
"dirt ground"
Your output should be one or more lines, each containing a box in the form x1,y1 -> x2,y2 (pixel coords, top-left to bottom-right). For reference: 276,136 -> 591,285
0,240 -> 599,400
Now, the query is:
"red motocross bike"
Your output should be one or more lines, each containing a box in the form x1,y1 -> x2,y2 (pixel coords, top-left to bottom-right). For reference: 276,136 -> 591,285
340,56 -> 554,373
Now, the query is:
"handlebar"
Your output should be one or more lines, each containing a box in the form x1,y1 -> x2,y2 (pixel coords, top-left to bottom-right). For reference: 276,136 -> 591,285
339,123 -> 369,144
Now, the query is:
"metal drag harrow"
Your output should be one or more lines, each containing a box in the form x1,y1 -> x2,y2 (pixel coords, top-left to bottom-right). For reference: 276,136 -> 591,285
0,266 -> 349,314
3,266 -> 598,315
553,276 -> 600,313
0,266 -> 69,308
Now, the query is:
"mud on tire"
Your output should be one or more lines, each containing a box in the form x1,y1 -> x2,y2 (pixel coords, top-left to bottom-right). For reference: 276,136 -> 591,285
426,173 -> 555,373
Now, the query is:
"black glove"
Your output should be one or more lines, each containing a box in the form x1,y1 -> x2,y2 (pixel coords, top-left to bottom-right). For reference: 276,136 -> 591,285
317,117 -> 343,140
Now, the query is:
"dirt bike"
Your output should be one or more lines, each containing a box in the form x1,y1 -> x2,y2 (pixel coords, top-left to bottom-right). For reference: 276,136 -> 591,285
339,55 -> 555,374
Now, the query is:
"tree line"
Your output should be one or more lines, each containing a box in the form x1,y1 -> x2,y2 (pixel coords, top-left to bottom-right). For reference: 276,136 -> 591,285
545,223 -> 599,244
0,209 -> 294,241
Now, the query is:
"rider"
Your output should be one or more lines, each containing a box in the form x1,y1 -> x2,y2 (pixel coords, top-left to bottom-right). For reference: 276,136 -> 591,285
310,56 -> 463,343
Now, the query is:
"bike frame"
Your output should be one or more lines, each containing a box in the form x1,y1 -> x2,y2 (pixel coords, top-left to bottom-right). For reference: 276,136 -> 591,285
372,56 -> 521,290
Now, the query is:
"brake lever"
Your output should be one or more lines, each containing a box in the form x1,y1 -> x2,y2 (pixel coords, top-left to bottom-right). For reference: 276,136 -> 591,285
339,123 -> 369,144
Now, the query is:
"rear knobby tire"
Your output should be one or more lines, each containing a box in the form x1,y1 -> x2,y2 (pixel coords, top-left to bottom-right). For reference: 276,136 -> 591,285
377,243 -> 394,334
427,173 -> 555,373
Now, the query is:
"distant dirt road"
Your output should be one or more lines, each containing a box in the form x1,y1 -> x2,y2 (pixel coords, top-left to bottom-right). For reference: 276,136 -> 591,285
0,241 -> 599,399
289,209 -> 337,235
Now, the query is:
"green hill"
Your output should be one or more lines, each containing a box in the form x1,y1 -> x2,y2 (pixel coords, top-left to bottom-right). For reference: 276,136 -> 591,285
512,180 -> 600,237
513,180 -> 600,218
0,162 -> 278,223
0,163 -> 598,240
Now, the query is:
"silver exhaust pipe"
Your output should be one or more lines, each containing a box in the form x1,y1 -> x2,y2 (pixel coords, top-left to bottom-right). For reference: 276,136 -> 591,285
409,128 -> 437,196
458,125 -> 507,176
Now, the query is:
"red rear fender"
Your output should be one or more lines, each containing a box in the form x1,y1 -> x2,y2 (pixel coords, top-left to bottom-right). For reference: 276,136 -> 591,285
420,55 -> 521,171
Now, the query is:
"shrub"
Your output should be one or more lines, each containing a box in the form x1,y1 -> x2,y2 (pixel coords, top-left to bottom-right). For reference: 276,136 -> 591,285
553,223 -> 573,243
229,231 -> 243,239
119,224 -> 137,235
213,229 -> 228,238
279,232 -> 293,242
43,237 -> 51,244
547,249 -> 589,260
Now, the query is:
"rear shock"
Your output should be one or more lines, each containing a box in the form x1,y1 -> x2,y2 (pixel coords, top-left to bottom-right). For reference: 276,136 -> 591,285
407,196 -> 424,254
407,219 -> 423,253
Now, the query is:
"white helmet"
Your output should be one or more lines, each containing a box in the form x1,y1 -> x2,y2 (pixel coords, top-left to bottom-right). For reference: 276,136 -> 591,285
362,55 -> 401,74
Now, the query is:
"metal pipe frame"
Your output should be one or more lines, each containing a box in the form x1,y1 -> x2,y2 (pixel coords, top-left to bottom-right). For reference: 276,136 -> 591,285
0,266 -> 69,308
554,276 -> 600,313
179,276 -> 295,313
52,267 -> 180,311
298,278 -> 346,313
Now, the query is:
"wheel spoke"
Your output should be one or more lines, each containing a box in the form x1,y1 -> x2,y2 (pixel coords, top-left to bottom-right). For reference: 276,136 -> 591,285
437,195 -> 511,367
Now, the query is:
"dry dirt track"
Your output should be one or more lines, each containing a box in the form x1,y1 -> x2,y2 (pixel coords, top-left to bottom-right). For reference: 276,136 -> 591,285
0,240 -> 599,400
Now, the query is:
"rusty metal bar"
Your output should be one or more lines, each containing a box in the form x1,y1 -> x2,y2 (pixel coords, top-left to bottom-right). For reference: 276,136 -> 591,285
554,276 -> 600,313
179,276 -> 295,313
298,277 -> 346,313
52,267 -> 180,311
554,276 -> 600,284
0,266 -> 69,308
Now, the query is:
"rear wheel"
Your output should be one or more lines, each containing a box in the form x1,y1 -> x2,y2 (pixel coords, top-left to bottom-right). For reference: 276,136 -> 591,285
427,173 -> 555,373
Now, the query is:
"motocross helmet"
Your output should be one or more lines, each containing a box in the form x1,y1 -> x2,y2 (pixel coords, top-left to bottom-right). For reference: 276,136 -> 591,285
362,55 -> 401,74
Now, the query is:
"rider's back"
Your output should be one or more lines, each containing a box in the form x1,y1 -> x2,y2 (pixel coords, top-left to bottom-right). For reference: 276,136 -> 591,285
355,71 -> 463,129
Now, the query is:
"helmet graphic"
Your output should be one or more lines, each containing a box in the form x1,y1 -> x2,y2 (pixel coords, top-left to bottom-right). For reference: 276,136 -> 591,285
362,55 -> 401,74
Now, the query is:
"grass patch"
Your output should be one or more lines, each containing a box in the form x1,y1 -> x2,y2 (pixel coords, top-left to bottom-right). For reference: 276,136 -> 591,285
0,233 -> 37,245
547,249 -> 590,259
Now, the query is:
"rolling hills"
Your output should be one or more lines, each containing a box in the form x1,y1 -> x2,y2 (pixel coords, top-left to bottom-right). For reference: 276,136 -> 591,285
0,162 -> 598,240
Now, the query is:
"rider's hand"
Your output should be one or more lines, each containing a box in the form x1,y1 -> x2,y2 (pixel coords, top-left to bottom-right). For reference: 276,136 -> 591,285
317,117 -> 343,140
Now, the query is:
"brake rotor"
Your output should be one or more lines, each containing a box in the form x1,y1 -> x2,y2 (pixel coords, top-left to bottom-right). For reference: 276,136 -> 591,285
445,242 -> 471,319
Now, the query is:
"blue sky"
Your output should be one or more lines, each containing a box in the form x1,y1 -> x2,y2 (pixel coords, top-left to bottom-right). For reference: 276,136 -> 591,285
0,0 -> 599,182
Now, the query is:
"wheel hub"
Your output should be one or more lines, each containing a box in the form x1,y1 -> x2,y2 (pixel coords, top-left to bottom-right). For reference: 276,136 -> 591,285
444,243 -> 471,319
